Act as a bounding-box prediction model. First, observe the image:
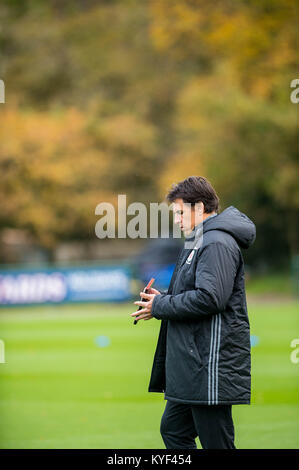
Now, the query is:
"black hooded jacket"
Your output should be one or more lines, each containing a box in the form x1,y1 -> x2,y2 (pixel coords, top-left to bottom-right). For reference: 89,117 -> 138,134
148,206 -> 256,405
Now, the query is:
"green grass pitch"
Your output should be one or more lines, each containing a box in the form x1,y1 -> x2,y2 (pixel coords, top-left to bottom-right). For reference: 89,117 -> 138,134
0,299 -> 298,449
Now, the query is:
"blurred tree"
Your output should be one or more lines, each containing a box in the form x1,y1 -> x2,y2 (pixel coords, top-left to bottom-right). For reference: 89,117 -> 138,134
157,70 -> 299,266
0,106 -> 115,248
149,0 -> 299,100
0,0 -> 297,268
149,0 -> 299,267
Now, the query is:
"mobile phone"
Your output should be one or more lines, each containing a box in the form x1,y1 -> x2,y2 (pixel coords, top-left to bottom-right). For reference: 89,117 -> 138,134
134,278 -> 155,325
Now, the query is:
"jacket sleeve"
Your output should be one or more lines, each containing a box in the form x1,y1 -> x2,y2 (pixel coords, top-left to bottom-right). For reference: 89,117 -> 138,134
151,242 -> 239,321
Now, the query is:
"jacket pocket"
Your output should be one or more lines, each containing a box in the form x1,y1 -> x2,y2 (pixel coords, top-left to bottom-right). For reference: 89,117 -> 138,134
188,323 -> 203,366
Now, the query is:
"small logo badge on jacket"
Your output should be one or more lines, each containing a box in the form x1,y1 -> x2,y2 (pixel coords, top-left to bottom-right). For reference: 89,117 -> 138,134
186,250 -> 195,264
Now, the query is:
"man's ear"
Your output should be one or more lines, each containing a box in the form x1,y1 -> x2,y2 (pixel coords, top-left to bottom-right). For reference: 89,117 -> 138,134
195,201 -> 204,215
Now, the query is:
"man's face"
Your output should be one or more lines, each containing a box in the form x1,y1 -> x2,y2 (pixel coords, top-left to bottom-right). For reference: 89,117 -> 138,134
172,198 -> 203,236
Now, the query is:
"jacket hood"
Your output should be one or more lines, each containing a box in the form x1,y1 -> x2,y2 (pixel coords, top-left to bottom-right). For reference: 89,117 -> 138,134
203,206 -> 256,249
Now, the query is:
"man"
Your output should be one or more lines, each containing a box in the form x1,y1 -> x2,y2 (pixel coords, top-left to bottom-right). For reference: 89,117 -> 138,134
131,176 -> 256,449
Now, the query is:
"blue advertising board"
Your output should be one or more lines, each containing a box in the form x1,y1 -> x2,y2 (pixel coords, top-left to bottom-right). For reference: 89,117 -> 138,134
138,264 -> 175,291
0,265 -> 132,306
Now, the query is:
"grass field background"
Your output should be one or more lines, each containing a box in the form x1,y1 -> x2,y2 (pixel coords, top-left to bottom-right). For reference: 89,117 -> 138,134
0,295 -> 298,449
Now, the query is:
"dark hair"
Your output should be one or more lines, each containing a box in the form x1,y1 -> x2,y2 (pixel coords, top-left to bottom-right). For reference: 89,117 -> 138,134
166,176 -> 220,214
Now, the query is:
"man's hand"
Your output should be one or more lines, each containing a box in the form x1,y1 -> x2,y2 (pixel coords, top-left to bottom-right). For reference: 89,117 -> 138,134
148,287 -> 161,296
131,289 -> 161,322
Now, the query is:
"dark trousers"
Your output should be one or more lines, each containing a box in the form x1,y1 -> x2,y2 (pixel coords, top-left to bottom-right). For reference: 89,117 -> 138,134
160,400 -> 236,449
